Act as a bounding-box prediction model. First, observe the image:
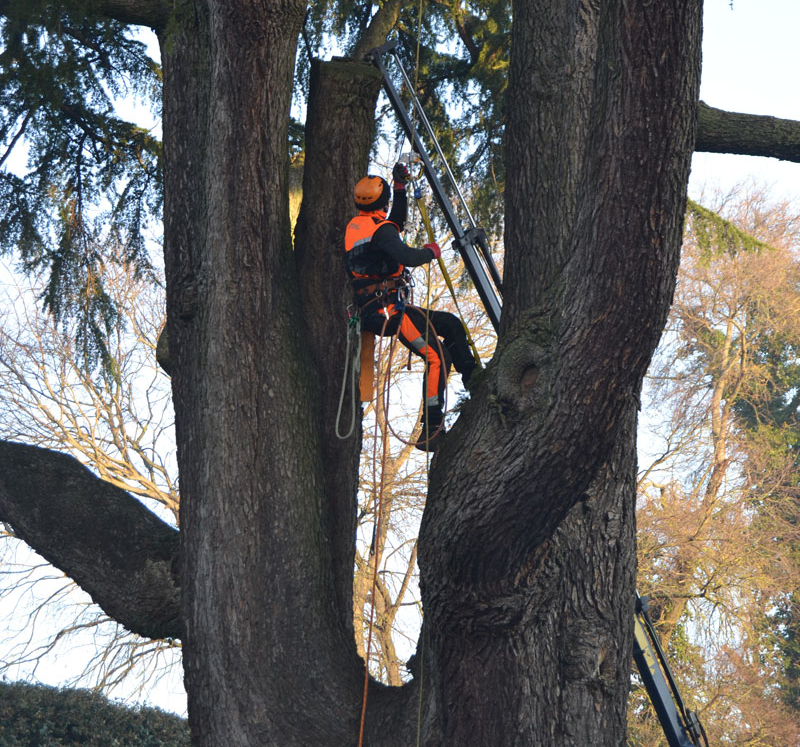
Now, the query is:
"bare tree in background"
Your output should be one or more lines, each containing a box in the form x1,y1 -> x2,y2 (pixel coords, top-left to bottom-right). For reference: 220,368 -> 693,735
633,185 -> 800,746
0,258 -> 180,697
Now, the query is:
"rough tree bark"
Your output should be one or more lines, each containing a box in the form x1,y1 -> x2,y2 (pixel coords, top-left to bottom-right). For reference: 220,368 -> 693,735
418,1 -> 701,743
2,0 -> 800,746
160,1 -> 372,744
0,441 -> 180,639
293,56 -> 382,636
697,101 -> 800,161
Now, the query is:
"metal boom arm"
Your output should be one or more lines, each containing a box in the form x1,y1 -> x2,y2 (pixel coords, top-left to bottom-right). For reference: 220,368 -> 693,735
366,41 -> 503,331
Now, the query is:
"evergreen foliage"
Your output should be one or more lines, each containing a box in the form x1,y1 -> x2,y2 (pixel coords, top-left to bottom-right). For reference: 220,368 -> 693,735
0,0 -> 161,368
0,681 -> 188,746
0,0 -> 509,370
772,596 -> 800,712
300,0 -> 508,232
686,198 -> 771,259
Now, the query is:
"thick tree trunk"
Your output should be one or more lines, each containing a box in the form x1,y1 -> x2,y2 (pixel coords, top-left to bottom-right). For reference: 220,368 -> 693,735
293,56 -> 382,635
418,1 -> 702,744
0,1 -> 715,745
161,2 -> 364,745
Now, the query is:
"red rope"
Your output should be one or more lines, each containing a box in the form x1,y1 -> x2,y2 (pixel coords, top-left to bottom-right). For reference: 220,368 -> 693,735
357,315 -> 393,747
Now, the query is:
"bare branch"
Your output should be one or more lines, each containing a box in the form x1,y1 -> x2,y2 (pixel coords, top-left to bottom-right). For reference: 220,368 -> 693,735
0,440 -> 180,640
697,101 -> 800,163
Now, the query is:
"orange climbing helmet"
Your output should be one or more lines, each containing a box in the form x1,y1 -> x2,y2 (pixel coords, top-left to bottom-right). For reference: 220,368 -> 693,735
354,175 -> 390,211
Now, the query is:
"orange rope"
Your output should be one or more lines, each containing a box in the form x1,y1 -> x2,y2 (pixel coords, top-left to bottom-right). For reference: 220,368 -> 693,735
357,315 -> 393,747
357,292 -> 445,742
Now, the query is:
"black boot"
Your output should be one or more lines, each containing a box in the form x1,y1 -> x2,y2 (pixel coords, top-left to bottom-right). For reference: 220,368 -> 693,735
415,408 -> 445,452
447,341 -> 478,391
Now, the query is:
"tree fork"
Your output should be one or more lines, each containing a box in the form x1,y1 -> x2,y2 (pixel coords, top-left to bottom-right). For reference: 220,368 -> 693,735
419,0 -> 701,744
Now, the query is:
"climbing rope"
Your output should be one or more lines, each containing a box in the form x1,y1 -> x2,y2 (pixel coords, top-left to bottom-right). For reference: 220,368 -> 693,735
357,5 -> 461,739
357,313 -> 394,747
335,310 -> 362,440
356,259 -> 441,747
411,166 -> 483,369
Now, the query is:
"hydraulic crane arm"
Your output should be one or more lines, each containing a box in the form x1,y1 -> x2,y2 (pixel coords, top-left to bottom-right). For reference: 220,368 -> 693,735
367,41 -> 710,747
366,41 -> 503,331
634,594 -> 709,747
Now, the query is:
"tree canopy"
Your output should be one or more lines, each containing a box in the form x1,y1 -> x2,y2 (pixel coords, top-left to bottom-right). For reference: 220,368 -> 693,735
0,0 -> 161,367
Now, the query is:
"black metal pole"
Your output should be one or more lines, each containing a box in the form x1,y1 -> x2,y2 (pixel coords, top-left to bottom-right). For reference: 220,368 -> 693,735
367,42 -> 503,331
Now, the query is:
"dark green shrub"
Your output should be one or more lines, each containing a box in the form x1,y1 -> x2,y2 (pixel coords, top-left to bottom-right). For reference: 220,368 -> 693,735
0,681 -> 189,746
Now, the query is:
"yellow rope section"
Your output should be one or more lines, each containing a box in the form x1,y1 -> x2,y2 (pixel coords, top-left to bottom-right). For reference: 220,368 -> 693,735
414,0 -> 423,91
414,183 -> 483,368
408,0 -> 483,370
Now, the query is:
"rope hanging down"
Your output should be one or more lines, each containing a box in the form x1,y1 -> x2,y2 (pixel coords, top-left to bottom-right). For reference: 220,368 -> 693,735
355,3 -> 461,740
334,312 -> 362,440
356,314 -> 396,747
355,274 -> 439,747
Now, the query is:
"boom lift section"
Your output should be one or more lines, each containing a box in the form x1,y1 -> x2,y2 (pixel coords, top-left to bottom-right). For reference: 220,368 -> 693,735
366,41 -> 503,332
634,594 -> 709,747
367,43 -> 709,747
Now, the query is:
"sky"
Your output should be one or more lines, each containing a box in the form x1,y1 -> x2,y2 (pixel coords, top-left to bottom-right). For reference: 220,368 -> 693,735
2,0 -> 800,720
690,0 -> 800,201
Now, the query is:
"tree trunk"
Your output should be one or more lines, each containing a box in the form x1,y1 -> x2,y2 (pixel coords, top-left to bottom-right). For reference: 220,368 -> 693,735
418,1 -> 702,744
0,0 -> 709,745
161,2 -> 365,744
293,56 -> 383,635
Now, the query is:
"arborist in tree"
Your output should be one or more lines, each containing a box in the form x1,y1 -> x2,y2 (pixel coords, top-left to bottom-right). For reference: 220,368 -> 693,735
345,162 -> 478,451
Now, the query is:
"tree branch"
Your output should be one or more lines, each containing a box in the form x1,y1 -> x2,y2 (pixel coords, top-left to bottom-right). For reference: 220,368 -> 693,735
696,101 -> 800,163
0,0 -> 170,32
351,0 -> 405,59
0,440 -> 180,640
93,0 -> 169,31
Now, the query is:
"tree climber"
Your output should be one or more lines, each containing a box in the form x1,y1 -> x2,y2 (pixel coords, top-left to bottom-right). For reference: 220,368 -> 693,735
345,163 -> 478,451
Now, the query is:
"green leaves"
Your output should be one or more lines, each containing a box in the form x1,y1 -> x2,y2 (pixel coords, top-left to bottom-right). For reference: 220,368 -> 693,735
0,681 -> 189,746
686,198 -> 771,261
300,0 -> 509,234
0,0 -> 162,369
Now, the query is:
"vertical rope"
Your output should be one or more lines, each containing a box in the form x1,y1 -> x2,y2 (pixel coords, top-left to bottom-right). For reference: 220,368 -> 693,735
415,9 -> 430,740
357,314 -> 397,747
